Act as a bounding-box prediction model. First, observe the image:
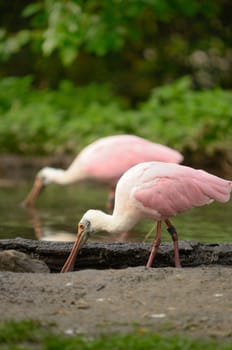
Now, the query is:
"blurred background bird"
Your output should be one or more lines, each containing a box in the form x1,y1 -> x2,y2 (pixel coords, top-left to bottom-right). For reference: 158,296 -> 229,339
23,134 -> 183,210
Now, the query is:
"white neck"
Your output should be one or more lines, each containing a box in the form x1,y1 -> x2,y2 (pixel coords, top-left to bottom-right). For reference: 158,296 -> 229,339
46,169 -> 72,185
51,169 -> 67,184
85,209 -> 140,234
40,167 -> 84,185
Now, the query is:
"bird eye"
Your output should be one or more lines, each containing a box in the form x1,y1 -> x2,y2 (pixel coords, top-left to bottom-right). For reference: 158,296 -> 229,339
39,175 -> 47,184
79,223 -> 84,230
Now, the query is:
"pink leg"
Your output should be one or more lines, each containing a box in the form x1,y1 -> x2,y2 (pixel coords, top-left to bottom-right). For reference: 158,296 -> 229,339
165,219 -> 181,268
106,186 -> 115,212
146,221 -> 162,268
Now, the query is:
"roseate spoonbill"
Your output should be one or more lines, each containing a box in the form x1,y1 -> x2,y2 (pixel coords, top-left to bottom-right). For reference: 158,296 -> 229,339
61,161 -> 232,272
22,135 -> 183,209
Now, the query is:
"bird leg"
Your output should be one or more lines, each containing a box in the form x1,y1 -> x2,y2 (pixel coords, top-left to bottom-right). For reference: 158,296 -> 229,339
165,219 -> 181,268
106,186 -> 115,212
146,221 -> 162,268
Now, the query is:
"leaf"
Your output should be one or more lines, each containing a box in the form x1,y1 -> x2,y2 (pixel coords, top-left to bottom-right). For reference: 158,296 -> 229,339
22,3 -> 43,18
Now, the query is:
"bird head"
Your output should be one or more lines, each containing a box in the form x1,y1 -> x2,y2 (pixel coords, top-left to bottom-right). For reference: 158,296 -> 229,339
37,167 -> 64,185
22,167 -> 57,207
61,210 -> 107,273
77,216 -> 95,244
60,216 -> 95,273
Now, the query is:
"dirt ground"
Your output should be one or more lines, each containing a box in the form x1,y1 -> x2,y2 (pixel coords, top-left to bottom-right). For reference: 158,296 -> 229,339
0,265 -> 231,339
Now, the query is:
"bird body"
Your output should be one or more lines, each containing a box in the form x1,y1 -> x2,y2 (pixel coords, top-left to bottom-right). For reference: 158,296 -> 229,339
23,134 -> 183,207
61,161 -> 232,272
68,135 -> 183,185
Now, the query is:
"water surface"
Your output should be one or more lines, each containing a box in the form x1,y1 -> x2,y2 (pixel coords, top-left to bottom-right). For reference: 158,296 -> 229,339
0,182 -> 231,244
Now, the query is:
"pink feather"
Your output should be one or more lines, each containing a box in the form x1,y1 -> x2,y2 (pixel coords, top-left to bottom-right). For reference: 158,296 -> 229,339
122,162 -> 232,220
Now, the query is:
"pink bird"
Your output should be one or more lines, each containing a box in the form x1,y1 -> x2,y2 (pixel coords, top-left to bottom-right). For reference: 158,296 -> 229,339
61,161 -> 232,272
23,135 -> 183,209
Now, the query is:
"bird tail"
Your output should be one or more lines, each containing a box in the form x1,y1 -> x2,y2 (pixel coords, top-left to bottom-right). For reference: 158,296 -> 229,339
200,171 -> 232,203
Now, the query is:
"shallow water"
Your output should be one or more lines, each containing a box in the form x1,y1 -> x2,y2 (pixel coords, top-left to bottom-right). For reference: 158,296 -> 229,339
0,182 -> 231,244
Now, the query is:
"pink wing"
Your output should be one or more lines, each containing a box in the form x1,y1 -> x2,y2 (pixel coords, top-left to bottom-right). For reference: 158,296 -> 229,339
134,170 -> 232,219
76,135 -> 183,182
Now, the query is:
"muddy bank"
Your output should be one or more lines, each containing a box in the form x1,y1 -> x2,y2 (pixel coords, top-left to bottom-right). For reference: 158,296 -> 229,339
0,266 -> 231,338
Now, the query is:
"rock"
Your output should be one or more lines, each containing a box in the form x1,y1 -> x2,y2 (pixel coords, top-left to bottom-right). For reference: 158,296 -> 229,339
0,249 -> 50,273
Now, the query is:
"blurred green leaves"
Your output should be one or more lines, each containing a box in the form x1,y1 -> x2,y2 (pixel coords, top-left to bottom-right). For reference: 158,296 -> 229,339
140,77 -> 232,153
0,76 -> 231,157
0,76 -> 125,154
41,1 -> 87,64
0,0 -> 221,65
0,0 -> 230,103
0,29 -> 31,61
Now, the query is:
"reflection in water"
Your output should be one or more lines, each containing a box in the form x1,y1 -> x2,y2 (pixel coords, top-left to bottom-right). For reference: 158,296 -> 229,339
26,207 -> 76,242
41,232 -> 76,242
0,182 -> 231,243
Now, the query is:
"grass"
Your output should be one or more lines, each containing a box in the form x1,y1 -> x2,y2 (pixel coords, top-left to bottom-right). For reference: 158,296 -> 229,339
0,320 -> 231,350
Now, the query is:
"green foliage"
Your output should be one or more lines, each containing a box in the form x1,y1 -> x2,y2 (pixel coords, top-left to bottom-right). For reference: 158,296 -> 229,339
0,0 -> 231,102
0,29 -> 31,61
0,319 -> 231,350
139,77 -> 232,154
0,77 -> 126,154
0,76 -> 231,156
0,0 -> 221,65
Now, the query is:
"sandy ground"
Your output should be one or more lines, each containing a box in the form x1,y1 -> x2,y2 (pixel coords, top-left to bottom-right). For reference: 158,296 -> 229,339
0,266 -> 231,339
